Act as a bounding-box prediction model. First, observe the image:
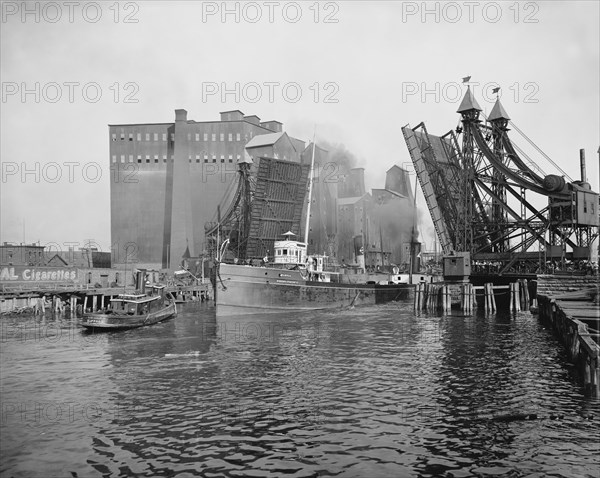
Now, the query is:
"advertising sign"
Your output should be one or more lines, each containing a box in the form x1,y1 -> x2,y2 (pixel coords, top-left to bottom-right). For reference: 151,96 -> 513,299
0,266 -> 78,283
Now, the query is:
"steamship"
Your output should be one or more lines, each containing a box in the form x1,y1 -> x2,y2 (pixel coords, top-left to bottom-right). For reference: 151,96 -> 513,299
207,142 -> 416,316
215,233 -> 414,316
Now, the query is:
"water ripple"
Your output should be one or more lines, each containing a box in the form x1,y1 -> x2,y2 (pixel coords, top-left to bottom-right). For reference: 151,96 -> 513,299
1,303 -> 599,477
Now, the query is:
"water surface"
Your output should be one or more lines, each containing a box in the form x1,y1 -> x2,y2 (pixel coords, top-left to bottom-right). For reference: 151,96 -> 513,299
1,302 -> 598,477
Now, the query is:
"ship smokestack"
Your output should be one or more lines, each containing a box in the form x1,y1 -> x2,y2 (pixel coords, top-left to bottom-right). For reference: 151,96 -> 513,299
135,269 -> 146,294
580,148 -> 586,182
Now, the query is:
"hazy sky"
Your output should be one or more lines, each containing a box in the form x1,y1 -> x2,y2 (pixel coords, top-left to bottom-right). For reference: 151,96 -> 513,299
1,0 -> 599,253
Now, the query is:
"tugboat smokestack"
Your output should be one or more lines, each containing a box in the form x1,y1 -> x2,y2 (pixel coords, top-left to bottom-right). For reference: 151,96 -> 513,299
580,148 -> 586,182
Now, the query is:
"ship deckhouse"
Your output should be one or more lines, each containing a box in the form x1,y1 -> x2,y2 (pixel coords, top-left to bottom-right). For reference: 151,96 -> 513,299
273,231 -> 307,265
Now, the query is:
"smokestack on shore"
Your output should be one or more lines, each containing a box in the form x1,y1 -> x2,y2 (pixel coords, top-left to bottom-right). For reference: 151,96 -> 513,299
580,149 -> 586,183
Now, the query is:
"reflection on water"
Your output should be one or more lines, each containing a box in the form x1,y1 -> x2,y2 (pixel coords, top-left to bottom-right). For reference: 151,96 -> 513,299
1,302 -> 599,477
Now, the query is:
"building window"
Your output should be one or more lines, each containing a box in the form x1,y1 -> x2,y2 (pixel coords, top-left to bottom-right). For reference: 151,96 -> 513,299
128,133 -> 133,141
153,133 -> 158,141
195,133 -> 200,141
220,133 -> 224,141
204,159 -> 208,163
137,133 -> 141,141
204,133 -> 208,141
212,158 -> 216,163
146,155 -> 150,160
163,155 -> 167,160
120,155 -> 125,163
120,133 -> 125,140
211,134 -> 216,141
146,133 -> 150,141
111,155 -> 116,163
228,155 -> 233,163
171,133 -> 175,141
161,133 -> 166,141
137,158 -> 142,163
111,133 -> 117,141
228,133 -> 233,141
187,133 -> 191,141
236,133 -> 241,141
128,155 -> 133,163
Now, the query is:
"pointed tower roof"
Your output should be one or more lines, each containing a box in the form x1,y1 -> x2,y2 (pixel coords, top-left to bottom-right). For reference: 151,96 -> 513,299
487,98 -> 510,121
237,150 -> 254,164
457,86 -> 482,113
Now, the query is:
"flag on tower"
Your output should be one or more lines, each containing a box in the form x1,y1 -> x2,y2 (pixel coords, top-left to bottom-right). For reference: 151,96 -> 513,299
492,87 -> 501,94
462,76 -> 471,83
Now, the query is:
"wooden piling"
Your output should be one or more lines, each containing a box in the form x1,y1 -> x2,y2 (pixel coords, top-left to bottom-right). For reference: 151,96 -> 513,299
519,279 -> 530,311
484,283 -> 496,313
469,283 -> 475,312
538,293 -> 599,397
484,284 -> 489,313
426,284 -> 432,311
510,282 -> 520,312
427,284 -> 439,311
441,285 -> 451,312
461,283 -> 473,313
414,283 -> 424,310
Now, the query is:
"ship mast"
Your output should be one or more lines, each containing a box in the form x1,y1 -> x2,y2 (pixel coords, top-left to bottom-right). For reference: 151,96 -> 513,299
303,131 -> 317,249
409,173 -> 419,283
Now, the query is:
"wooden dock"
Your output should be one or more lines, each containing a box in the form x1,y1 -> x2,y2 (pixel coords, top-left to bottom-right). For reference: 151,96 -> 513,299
0,283 -> 212,316
538,288 -> 599,397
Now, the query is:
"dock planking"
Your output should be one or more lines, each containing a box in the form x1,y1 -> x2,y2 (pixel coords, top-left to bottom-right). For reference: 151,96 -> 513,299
538,286 -> 600,396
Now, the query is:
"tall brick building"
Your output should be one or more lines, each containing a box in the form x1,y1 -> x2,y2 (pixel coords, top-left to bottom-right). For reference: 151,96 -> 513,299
109,110 -> 304,269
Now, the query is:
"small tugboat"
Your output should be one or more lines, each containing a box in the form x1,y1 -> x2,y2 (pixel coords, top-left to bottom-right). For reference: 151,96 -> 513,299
81,272 -> 177,330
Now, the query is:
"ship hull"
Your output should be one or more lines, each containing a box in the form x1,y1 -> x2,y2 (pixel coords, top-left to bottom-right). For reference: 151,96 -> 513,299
215,264 -> 412,315
81,303 -> 177,330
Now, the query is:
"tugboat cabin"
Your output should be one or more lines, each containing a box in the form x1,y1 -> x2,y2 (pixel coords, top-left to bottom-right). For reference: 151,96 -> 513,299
108,285 -> 167,315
